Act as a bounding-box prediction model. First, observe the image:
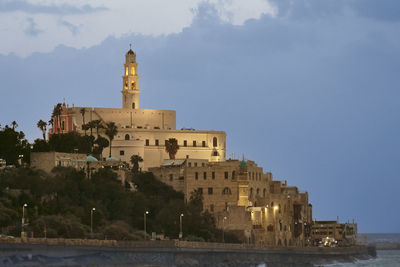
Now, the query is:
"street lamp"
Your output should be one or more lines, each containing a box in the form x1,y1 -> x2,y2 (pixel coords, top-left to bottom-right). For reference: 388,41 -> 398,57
222,216 -> 227,243
91,208 -> 96,238
144,211 -> 149,240
21,203 -> 27,237
179,214 -> 184,240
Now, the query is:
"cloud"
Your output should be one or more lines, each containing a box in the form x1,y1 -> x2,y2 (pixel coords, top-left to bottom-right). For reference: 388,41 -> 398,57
0,0 -> 108,15
24,17 -> 42,36
60,20 -> 80,35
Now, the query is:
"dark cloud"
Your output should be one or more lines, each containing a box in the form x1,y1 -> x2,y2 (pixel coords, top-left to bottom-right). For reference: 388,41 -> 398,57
0,0 -> 107,14
24,17 -> 42,36
1,1 -> 400,232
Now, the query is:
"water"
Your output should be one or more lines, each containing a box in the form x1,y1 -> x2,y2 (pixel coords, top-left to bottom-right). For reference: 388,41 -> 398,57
317,250 -> 400,266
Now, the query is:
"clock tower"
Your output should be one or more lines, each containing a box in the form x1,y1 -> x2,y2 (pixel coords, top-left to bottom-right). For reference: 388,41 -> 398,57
122,46 -> 140,109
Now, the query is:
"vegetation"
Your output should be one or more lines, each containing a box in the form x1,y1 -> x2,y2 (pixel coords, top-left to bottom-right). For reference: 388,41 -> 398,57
105,122 -> 118,158
36,120 -> 47,141
130,155 -> 143,175
0,167 -> 239,242
165,138 -> 179,159
0,123 -> 30,166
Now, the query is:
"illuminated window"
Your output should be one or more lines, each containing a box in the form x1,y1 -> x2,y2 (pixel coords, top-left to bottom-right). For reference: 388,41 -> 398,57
125,81 -> 128,89
131,81 -> 135,89
125,67 -> 128,75
131,66 -> 135,75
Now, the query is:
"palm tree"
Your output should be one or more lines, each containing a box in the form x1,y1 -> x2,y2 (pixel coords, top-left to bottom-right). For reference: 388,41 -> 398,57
165,138 -> 179,159
130,154 -> 143,174
80,108 -> 87,135
87,120 -> 95,136
37,120 -> 47,141
52,103 -> 63,134
11,121 -> 18,130
92,120 -> 103,137
105,122 -> 118,158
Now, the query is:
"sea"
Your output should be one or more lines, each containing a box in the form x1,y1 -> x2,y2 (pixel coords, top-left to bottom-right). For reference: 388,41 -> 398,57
317,233 -> 400,267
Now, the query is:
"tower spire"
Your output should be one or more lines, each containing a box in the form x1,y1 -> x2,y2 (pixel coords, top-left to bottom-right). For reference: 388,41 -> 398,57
122,47 -> 140,109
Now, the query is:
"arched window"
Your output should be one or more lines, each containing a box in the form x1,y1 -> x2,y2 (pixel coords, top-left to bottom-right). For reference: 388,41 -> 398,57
131,66 -> 135,75
125,134 -> 130,140
213,137 -> 217,147
132,103 -> 135,109
131,81 -> 135,89
256,188 -> 260,195
263,188 -> 266,197
213,151 -> 219,156
124,81 -> 128,89
222,187 -> 232,195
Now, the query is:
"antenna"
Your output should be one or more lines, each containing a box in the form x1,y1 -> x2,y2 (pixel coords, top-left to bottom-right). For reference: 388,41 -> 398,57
129,43 -> 132,50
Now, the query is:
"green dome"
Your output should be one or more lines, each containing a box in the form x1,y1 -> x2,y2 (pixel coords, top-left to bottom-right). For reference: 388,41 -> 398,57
106,157 -> 119,161
240,160 -> 247,167
86,156 -> 98,162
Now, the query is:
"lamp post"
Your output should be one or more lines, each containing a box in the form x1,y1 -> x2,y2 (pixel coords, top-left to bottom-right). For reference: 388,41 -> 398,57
91,208 -> 96,238
144,211 -> 149,240
179,214 -> 184,240
222,216 -> 227,243
21,203 -> 27,237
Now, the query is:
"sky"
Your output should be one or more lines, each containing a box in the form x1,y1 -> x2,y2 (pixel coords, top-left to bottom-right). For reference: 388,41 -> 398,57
0,0 -> 399,233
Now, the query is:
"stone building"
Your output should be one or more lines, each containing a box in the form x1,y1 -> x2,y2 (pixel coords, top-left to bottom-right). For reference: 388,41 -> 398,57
49,48 -> 226,170
150,158 -> 313,247
311,220 -> 358,246
30,152 -> 86,173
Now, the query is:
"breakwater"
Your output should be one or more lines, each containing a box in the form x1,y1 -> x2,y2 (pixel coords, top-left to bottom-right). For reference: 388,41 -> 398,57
0,238 -> 376,267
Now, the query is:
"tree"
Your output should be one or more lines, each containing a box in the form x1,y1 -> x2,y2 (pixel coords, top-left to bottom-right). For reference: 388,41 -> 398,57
130,155 -> 143,175
93,136 -> 109,160
0,123 -> 30,165
91,120 -> 103,137
105,122 -> 118,158
80,108 -> 87,135
11,121 -> 18,130
52,103 -> 63,134
165,138 -> 179,159
37,120 -> 47,141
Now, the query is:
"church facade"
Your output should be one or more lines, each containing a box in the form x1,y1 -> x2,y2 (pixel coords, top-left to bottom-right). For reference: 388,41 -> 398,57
49,48 -> 226,170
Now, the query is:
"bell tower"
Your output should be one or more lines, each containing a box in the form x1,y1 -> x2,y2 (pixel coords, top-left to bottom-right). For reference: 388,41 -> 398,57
122,45 -> 140,109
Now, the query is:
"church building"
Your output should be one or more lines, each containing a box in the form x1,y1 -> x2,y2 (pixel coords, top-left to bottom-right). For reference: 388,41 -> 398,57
49,48 -> 226,170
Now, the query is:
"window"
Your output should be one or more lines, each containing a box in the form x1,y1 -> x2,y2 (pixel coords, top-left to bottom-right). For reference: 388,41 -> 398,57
213,151 -> 219,156
250,188 -> 253,196
195,172 -> 198,180
212,172 -> 215,180
145,139 -> 149,146
224,172 -> 228,179
183,140 -> 187,147
131,81 -> 135,89
194,162 -> 198,167
222,187 -> 232,195
155,139 -> 159,146
202,141 -> 206,147
232,171 -> 236,179
169,174 -> 173,181
61,121 -> 65,130
188,162 -> 192,167
120,150 -> 125,156
132,103 -> 135,109
203,172 -> 207,180
213,137 -> 217,147
263,188 -> 266,197
208,187 -> 213,194
256,188 -> 260,195
198,188 -> 203,194
125,134 -> 130,140
193,140 -> 197,147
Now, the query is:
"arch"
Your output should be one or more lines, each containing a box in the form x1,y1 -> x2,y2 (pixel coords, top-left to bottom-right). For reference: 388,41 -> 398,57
131,81 -> 135,89
125,134 -> 130,140
222,187 -> 232,195
213,137 -> 217,147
